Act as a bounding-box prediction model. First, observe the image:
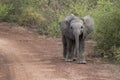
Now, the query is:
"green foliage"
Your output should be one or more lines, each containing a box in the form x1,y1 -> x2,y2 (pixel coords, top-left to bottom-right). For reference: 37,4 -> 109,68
0,4 -> 13,21
19,6 -> 45,26
110,46 -> 120,63
47,21 -> 60,36
93,0 -> 120,63
114,48 -> 120,63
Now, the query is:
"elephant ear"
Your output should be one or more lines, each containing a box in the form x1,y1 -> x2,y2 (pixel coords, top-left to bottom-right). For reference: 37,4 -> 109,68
59,14 -> 75,28
59,14 -> 75,34
82,15 -> 94,38
64,14 -> 75,21
64,14 -> 77,25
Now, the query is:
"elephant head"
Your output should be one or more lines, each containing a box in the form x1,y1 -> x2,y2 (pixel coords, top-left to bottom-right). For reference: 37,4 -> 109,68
63,14 -> 94,39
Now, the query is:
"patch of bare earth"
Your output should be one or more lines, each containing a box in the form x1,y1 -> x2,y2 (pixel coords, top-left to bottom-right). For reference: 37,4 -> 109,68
0,22 -> 119,80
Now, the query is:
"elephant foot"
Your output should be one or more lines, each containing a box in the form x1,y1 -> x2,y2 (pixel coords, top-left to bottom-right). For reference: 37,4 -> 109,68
77,60 -> 87,64
65,58 -> 73,62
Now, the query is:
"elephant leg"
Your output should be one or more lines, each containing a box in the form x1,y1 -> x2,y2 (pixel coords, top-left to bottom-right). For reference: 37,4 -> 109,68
77,39 -> 86,64
62,36 -> 67,59
72,41 -> 77,61
71,40 -> 75,60
65,39 -> 73,62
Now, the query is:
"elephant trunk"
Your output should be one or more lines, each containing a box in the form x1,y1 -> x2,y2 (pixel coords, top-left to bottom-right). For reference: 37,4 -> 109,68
74,30 -> 80,58
75,35 -> 79,55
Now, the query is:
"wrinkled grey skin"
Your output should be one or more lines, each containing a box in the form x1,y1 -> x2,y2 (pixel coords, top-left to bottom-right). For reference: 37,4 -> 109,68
59,14 -> 94,64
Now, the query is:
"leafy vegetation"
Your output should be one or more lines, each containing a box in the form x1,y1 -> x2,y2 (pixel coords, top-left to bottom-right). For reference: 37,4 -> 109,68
0,0 -> 120,63
93,0 -> 120,63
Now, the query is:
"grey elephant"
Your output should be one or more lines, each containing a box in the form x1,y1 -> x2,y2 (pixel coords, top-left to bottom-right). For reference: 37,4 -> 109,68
59,14 -> 94,64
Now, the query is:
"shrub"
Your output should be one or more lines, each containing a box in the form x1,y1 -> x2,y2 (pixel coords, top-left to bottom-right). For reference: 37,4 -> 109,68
47,21 -> 60,36
18,6 -> 45,26
0,4 -> 13,21
94,0 -> 120,63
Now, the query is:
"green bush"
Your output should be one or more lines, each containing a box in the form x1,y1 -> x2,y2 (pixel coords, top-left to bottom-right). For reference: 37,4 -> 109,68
47,21 -> 60,36
94,0 -> 120,63
19,6 -> 45,26
0,4 -> 13,21
114,48 -> 120,63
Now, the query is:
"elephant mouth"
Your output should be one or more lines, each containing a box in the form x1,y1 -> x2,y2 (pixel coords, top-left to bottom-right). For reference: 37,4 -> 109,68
79,32 -> 83,40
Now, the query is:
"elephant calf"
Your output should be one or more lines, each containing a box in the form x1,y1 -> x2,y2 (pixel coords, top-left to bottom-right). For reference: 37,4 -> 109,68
59,14 -> 94,64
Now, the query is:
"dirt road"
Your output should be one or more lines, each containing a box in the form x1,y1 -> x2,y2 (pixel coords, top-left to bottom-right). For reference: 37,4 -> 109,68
0,22 -> 119,80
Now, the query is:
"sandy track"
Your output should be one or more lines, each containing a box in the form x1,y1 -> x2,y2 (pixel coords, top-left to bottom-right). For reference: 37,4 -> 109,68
0,22 -> 119,80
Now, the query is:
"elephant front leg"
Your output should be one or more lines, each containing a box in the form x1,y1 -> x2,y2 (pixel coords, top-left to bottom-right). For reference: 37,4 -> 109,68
65,39 -> 74,62
73,42 -> 77,61
77,40 -> 87,64
62,36 -> 67,59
